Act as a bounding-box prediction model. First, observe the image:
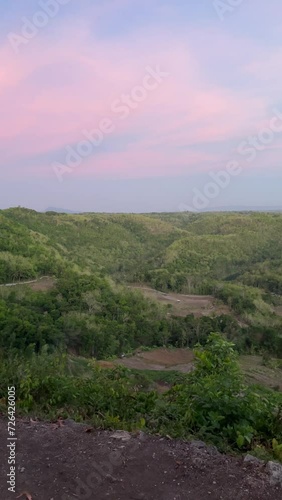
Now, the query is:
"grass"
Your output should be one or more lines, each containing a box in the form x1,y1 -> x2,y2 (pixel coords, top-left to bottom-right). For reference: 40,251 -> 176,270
239,355 -> 282,391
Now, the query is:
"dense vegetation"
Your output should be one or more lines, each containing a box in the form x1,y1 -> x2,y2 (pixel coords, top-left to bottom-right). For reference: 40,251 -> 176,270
2,209 -> 282,291
0,271 -> 249,358
1,208 -> 282,459
1,334 -> 282,460
0,208 -> 282,357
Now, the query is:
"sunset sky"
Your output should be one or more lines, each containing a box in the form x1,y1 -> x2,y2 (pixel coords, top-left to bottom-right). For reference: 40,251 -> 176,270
0,0 -> 282,212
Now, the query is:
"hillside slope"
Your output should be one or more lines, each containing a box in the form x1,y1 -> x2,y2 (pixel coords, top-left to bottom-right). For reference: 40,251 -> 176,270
1,208 -> 282,357
1,208 -> 282,291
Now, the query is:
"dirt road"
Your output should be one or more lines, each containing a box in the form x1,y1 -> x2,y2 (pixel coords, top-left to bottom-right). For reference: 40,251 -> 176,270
0,276 -> 55,291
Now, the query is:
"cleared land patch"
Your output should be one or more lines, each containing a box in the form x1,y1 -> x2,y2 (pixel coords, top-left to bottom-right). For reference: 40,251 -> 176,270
240,355 -> 282,391
129,285 -> 231,317
115,347 -> 195,372
110,348 -> 282,391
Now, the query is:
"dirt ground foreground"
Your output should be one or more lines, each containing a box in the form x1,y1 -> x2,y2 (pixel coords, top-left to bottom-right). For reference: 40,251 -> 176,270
0,418 -> 281,500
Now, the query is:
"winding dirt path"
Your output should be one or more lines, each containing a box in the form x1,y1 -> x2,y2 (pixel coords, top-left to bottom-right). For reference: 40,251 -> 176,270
0,276 -> 55,291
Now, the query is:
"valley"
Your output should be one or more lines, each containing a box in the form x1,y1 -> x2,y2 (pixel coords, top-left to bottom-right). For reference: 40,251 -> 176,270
0,208 -> 282,475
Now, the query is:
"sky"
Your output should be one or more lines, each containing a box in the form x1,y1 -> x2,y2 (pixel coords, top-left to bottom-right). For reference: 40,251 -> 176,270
0,0 -> 282,212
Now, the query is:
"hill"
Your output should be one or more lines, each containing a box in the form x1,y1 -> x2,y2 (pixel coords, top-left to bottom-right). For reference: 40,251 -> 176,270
1,208 -> 282,471
2,208 -> 282,291
0,208 -> 282,356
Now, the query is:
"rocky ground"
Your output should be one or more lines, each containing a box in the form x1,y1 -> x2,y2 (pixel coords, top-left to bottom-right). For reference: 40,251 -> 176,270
0,418 -> 281,500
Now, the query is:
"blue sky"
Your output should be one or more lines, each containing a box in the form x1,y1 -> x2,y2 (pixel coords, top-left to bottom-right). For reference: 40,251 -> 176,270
0,0 -> 281,211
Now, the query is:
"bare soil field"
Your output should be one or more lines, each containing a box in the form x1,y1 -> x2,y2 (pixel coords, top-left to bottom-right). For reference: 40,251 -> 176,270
108,348 -> 282,391
240,355 -> 282,391
129,285 -> 231,318
28,277 -> 56,291
115,347 -> 194,372
0,418 -> 281,500
275,305 -> 282,317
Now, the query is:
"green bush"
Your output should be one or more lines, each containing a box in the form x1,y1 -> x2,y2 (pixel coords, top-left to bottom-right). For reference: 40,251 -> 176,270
1,334 -> 282,460
152,333 -> 282,452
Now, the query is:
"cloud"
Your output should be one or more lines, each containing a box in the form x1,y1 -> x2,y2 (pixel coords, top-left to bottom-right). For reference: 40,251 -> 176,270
0,3 -> 281,182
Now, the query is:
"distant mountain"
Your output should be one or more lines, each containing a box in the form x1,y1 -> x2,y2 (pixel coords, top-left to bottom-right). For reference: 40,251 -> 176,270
44,207 -> 79,214
43,206 -> 282,214
195,206 -> 282,213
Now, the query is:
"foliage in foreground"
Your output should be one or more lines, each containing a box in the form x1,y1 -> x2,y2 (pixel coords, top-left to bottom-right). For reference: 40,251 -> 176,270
153,334 -> 282,453
1,334 -> 282,459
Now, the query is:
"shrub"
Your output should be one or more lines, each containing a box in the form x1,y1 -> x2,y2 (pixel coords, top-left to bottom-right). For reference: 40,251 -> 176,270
152,333 -> 282,452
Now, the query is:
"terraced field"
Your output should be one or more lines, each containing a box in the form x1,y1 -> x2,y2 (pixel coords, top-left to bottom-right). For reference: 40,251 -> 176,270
112,348 -> 282,390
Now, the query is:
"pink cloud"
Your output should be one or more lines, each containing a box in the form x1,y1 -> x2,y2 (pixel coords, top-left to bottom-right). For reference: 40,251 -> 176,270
0,16 -> 280,180
74,147 -> 217,179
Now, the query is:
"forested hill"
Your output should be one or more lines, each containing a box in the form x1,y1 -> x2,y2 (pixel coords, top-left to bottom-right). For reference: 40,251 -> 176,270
1,207 -> 282,296
1,208 -> 282,461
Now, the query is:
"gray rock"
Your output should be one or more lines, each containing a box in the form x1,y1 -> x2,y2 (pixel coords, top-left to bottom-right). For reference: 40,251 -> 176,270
138,431 -> 148,442
190,440 -> 207,449
111,431 -> 131,442
266,461 -> 282,486
244,454 -> 264,465
64,418 -> 82,428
